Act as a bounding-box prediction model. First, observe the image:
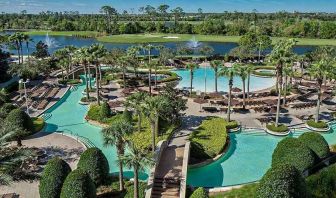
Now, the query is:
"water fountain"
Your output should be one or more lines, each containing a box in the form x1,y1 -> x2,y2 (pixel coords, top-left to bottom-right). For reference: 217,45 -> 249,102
187,36 -> 201,49
45,33 -> 59,48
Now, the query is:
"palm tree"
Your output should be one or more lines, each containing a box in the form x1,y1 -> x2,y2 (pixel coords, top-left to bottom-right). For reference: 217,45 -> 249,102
143,44 -> 156,95
118,56 -> 129,89
234,64 -> 249,109
267,39 -> 295,127
218,65 -> 239,122
282,65 -> 293,106
246,64 -> 254,99
74,47 -> 90,100
185,62 -> 199,97
89,44 -> 107,105
22,34 -> 32,62
210,60 -> 222,93
127,46 -> 141,77
102,119 -> 133,191
8,33 -> 21,64
308,59 -> 334,122
119,143 -> 154,198
125,92 -> 148,132
143,96 -> 167,153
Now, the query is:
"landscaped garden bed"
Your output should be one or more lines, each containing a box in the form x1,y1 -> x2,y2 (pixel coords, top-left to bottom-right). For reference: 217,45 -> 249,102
189,117 -> 229,164
79,97 -> 97,104
306,120 -> 330,132
58,79 -> 81,85
266,123 -> 290,136
32,117 -> 45,132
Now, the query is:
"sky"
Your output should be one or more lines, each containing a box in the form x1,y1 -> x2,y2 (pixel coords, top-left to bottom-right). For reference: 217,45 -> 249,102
0,0 -> 335,14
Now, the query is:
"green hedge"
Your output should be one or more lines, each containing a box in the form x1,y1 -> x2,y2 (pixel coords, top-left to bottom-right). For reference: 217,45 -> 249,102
189,117 -> 228,160
210,184 -> 258,198
307,120 -> 329,129
58,79 -> 81,85
298,132 -> 330,159
0,103 -> 16,119
272,137 -> 316,172
60,169 -> 96,198
99,102 -> 111,118
190,187 -> 209,198
256,164 -> 307,198
306,164 -> 336,198
39,157 -> 71,198
5,108 -> 34,132
266,123 -> 289,133
80,97 -> 97,103
87,104 -> 122,124
226,120 -> 239,130
77,148 -> 109,186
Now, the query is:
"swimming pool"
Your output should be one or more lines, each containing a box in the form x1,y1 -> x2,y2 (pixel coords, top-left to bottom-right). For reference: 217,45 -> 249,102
187,124 -> 336,187
172,68 -> 276,93
42,79 -> 148,180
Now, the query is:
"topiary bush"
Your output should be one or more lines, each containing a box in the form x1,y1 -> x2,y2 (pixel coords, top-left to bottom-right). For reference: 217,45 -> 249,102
266,123 -> 289,133
5,108 -> 34,132
272,137 -> 316,172
0,103 -> 16,119
256,164 -> 307,198
60,169 -> 96,198
306,164 -> 336,198
299,132 -> 330,159
122,109 -> 133,123
99,101 -> 111,119
39,157 -> 71,198
190,187 -> 209,198
77,148 -> 109,186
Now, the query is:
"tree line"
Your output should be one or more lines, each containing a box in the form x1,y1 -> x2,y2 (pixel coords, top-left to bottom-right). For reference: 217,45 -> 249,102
1,5 -> 336,39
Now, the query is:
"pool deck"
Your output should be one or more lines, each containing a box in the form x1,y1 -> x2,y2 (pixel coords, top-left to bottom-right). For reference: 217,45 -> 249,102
0,132 -> 85,198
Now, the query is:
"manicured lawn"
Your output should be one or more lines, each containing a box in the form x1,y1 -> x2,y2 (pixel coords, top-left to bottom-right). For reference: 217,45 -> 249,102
24,30 -> 100,37
32,117 -> 45,132
210,183 -> 258,198
22,31 -> 336,46
189,117 -> 229,161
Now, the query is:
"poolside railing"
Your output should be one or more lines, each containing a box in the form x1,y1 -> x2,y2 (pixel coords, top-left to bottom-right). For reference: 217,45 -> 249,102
55,129 -> 96,149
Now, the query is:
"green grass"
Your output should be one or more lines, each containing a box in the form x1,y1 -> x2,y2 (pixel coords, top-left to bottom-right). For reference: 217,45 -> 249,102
266,123 -> 289,133
189,117 -> 229,160
22,31 -> 336,46
24,30 -> 100,37
32,117 -> 45,132
210,183 -> 258,198
307,120 -> 329,129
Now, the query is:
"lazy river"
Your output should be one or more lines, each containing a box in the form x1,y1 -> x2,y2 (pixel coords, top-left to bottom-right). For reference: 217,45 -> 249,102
42,79 -> 148,179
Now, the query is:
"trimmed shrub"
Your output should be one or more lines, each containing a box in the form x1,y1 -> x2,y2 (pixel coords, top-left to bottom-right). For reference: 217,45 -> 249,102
77,148 -> 109,186
299,132 -> 330,159
0,103 -> 16,119
39,157 -> 71,198
122,109 -> 133,123
60,169 -> 96,198
5,108 -> 34,132
307,120 -> 329,129
266,123 -> 288,133
306,164 -> 336,198
99,102 -> 111,119
226,120 -> 239,130
190,187 -> 209,198
256,164 -> 307,198
272,137 -> 315,172
80,97 -> 97,103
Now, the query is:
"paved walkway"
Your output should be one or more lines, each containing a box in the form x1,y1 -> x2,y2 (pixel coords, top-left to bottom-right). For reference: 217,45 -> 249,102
0,132 -> 85,198
155,116 -> 204,179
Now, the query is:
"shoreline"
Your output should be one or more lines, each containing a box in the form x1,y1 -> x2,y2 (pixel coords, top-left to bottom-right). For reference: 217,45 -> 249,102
4,30 -> 335,46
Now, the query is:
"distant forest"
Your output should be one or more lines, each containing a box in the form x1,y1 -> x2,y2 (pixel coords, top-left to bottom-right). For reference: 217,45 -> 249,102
1,5 -> 336,39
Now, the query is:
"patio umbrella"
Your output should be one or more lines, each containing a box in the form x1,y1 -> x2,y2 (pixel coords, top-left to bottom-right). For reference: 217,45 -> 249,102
193,98 -> 209,111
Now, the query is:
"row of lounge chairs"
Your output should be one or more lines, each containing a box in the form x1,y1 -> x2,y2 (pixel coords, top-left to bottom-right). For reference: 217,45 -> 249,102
291,102 -> 316,110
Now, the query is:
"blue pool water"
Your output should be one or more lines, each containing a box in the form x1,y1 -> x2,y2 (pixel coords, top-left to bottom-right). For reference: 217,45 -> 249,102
173,68 -> 276,92
187,124 -> 336,187
43,81 -> 148,179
